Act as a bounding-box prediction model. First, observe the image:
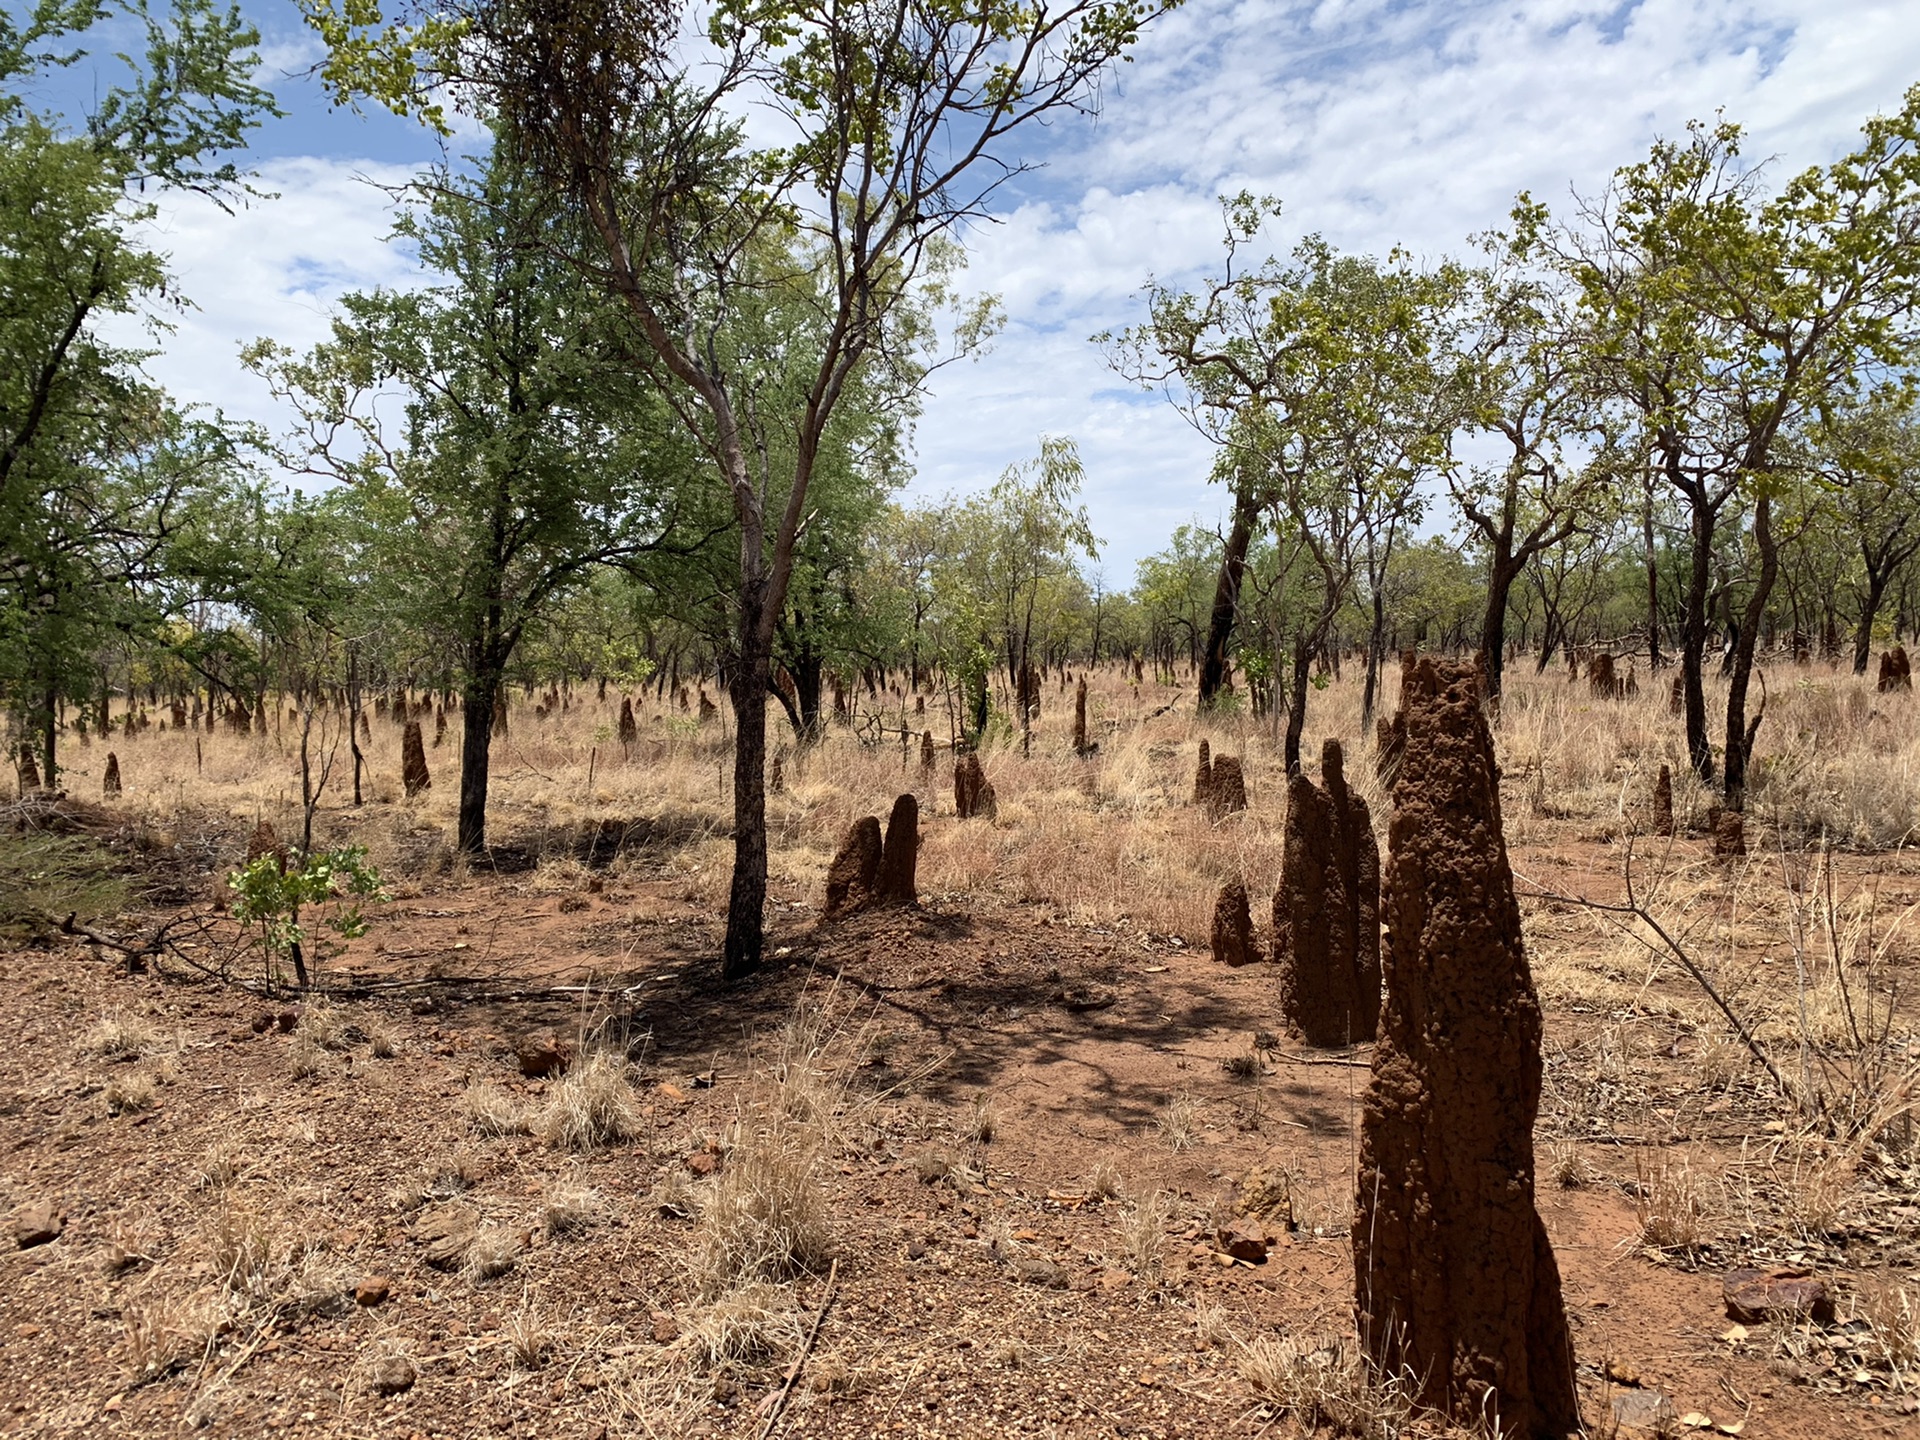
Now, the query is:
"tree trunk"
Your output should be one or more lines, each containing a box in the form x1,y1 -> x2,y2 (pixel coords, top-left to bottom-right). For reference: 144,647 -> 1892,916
1198,487 -> 1259,708
723,634 -> 770,981
1723,492 -> 1777,813
1681,494 -> 1715,784
1855,572 -> 1890,676
1284,633 -> 1312,776
1643,478 -> 1662,668
457,665 -> 499,855
1479,556 -> 1519,701
1362,587 -> 1387,727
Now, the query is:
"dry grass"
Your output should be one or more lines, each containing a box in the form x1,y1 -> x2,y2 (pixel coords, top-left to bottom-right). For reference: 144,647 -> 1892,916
680,1283 -> 804,1376
533,1050 -> 640,1150
1634,1155 -> 1708,1253
1119,1189 -> 1175,1279
542,1183 -> 606,1238
82,1009 -> 163,1058
1157,1094 -> 1198,1152
104,1070 -> 156,1115
462,1084 -> 531,1138
1237,1333 -> 1408,1439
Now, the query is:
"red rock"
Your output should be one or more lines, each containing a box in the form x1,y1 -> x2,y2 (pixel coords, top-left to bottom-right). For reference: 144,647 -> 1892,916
1723,1268 -> 1835,1324
355,1276 -> 392,1307
513,1031 -> 573,1078
686,1151 -> 719,1177
1215,1221 -> 1269,1263
12,1200 -> 61,1249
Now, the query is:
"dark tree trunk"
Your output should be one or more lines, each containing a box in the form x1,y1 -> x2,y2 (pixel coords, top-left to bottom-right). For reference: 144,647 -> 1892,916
1644,479 -> 1662,668
457,664 -> 500,855
1724,493 -> 1777,813
1362,588 -> 1387,727
1198,487 -> 1259,708
1854,573 -> 1889,676
723,633 -> 770,981
1284,634 -> 1312,776
1680,491 -> 1715,784
1479,558 -> 1520,701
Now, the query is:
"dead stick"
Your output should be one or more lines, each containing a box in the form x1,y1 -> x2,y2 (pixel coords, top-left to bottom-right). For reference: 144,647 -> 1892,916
757,1257 -> 838,1438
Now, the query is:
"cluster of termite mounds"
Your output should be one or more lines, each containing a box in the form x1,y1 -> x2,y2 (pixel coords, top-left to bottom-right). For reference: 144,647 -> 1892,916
822,794 -> 919,918
1354,656 -> 1579,1437
1191,738 -> 1248,819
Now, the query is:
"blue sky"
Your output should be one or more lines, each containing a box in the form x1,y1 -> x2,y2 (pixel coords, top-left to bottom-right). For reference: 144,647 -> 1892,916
63,0 -> 1920,579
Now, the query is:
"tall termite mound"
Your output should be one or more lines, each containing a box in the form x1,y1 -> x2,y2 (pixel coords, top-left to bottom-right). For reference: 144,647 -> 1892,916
1072,676 -> 1093,756
1206,754 -> 1247,817
1192,740 -> 1212,804
878,795 -> 919,906
1879,646 -> 1912,693
16,743 -> 41,794
102,752 -> 122,798
920,730 -> 935,779
1354,657 -> 1578,1438
617,698 -> 637,749
954,754 -> 997,820
1587,653 -> 1618,699
1274,739 -> 1380,1046
246,819 -> 288,874
823,817 -> 883,919
401,721 -> 431,797
1652,763 -> 1674,837
1669,673 -> 1685,715
1210,881 -> 1255,967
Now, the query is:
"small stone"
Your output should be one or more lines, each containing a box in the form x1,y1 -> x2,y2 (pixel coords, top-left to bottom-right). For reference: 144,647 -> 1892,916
274,1011 -> 297,1034
1099,1268 -> 1134,1290
249,1014 -> 273,1034
513,1031 -> 573,1079
651,1312 -> 678,1344
685,1151 -> 719,1177
1611,1390 -> 1675,1431
907,1240 -> 928,1260
370,1355 -> 416,1396
1009,1256 -> 1068,1288
1722,1268 -> 1835,1324
410,1203 -> 478,1271
12,1200 -> 61,1249
1215,1220 -> 1269,1263
355,1276 -> 392,1307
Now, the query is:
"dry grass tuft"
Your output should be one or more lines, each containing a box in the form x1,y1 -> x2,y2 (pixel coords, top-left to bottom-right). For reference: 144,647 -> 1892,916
1545,1140 -> 1588,1189
462,1084 -> 531,1138
680,1283 -> 804,1375
504,1293 -> 553,1370
1634,1155 -> 1707,1252
1157,1093 -> 1198,1152
543,1184 -> 606,1239
968,1094 -> 1000,1144
286,1031 -> 330,1079
119,1292 -> 222,1381
533,1050 -> 639,1150
1119,1189 -> 1175,1279
467,1226 -> 523,1282
193,1142 -> 244,1192
1238,1333 -> 1407,1439
83,1009 -> 162,1058
104,1070 -> 156,1115
693,1124 -> 833,1297
1087,1157 -> 1125,1202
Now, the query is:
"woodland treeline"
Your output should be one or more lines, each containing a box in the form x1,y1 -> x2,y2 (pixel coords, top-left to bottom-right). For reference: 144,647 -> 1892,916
6,0 -> 1920,972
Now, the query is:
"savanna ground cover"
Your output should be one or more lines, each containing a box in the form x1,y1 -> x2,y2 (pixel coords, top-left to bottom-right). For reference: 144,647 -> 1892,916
6,657 -> 1920,1440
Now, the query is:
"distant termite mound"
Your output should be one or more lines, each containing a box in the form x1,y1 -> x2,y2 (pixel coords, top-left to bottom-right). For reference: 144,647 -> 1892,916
1709,805 -> 1747,859
1274,739 -> 1380,1046
1072,676 -> 1094,756
617,698 -> 637,749
246,819 -> 288,874
823,817 -> 883,919
1206,755 -> 1247,818
1210,881 -> 1255,967
402,721 -> 431,798
102,752 -> 122,798
1652,763 -> 1674,837
1669,673 -> 1685,715
878,794 -> 919,906
920,730 -> 935,779
1354,656 -> 1578,1438
16,743 -> 41,795
1878,646 -> 1912,693
1587,652 -> 1618,699
1192,740 -> 1212,804
954,753 -> 997,821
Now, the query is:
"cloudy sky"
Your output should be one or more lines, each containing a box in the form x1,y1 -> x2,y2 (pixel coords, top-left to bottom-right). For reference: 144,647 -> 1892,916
71,0 -> 1920,578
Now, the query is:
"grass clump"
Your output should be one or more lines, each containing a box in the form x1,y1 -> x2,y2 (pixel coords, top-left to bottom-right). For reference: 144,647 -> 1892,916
533,1051 -> 639,1150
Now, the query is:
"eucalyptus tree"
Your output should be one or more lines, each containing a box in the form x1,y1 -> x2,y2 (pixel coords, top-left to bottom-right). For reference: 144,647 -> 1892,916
300,0 -> 1172,978
1815,398 -> 1920,673
1448,256 -> 1621,699
250,153 -> 693,855
1107,198 -> 1463,771
0,0 -> 276,780
1529,90 -> 1920,806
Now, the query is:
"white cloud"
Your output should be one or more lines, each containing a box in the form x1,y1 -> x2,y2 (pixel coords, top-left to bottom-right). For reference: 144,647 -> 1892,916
907,0 -> 1920,576
113,1 -> 1920,578
104,156 -> 425,447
